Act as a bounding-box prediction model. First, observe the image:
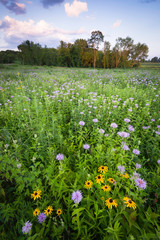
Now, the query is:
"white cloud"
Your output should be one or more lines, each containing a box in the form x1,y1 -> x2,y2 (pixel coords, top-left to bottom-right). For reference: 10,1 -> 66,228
113,19 -> 122,28
64,0 -> 88,17
0,16 -> 86,44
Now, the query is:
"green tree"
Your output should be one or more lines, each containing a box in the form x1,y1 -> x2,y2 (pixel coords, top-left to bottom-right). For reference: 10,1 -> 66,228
88,31 -> 104,68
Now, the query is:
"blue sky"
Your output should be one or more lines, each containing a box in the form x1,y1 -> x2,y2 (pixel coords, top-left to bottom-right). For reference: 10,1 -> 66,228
0,0 -> 160,59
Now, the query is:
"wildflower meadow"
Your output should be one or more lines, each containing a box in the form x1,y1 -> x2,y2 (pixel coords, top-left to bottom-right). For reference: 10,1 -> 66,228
0,65 -> 160,239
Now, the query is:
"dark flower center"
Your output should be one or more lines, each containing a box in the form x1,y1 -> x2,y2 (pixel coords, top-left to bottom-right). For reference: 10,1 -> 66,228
35,192 -> 37,195
109,199 -> 113,203
102,167 -> 104,169
47,209 -> 50,212
128,200 -> 132,204
105,186 -> 108,189
98,176 -> 101,179
87,182 -> 90,185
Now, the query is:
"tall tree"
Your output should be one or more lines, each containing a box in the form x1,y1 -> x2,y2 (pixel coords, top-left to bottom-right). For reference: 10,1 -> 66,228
131,43 -> 149,66
103,41 -> 111,68
88,31 -> 104,68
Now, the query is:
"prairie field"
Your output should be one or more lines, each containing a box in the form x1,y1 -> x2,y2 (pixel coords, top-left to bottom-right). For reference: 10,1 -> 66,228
0,65 -> 160,240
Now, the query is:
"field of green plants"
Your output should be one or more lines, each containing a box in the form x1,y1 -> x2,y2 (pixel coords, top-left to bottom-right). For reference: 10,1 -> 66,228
0,65 -> 160,240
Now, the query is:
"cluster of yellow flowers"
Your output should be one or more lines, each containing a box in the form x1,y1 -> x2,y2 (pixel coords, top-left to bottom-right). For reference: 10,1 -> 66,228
84,166 -> 136,210
31,190 -> 62,216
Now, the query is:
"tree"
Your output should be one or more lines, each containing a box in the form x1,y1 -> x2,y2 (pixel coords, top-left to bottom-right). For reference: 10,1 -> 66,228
88,31 -> 104,68
103,41 -> 111,68
131,43 -> 149,66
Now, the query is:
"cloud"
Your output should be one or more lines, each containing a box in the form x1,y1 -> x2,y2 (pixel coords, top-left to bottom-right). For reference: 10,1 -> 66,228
112,19 -> 122,28
0,0 -> 26,14
64,0 -> 88,17
41,0 -> 65,8
0,16 -> 86,45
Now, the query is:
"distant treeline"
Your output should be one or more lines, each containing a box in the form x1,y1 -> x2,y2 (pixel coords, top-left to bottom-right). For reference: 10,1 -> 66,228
0,31 -> 157,68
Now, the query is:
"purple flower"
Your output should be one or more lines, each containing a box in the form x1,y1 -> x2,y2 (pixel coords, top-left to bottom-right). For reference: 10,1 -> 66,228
136,163 -> 141,169
124,118 -> 130,123
157,125 -> 160,129
133,171 -> 140,178
128,125 -> 135,132
117,165 -> 125,173
38,213 -> 46,223
79,121 -> 85,126
110,123 -> 118,128
117,131 -> 130,138
83,144 -> 90,150
122,144 -> 129,150
99,129 -> 105,134
157,160 -> 160,164
133,149 -> 140,155
93,119 -> 98,123
135,178 -> 147,189
22,221 -> 32,234
71,190 -> 83,204
155,131 -> 160,135
56,153 -> 64,161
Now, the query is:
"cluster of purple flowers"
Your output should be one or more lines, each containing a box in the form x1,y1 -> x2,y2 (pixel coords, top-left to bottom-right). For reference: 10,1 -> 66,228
133,149 -> 140,155
56,153 -> 65,161
83,144 -> 90,150
71,190 -> 83,204
79,121 -> 85,126
117,131 -> 130,138
117,165 -> 125,173
38,213 -> 47,223
22,221 -> 32,234
110,123 -> 118,128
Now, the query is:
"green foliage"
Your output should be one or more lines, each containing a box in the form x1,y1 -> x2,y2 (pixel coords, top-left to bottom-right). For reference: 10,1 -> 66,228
0,67 -> 160,239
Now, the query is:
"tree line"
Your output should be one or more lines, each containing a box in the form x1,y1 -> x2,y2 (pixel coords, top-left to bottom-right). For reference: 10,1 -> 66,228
0,31 -> 154,68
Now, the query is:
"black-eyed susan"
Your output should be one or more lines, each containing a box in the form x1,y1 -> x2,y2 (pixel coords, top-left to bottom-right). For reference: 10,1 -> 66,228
95,174 -> 104,184
57,208 -> 62,216
122,173 -> 129,179
85,180 -> 93,189
31,190 -> 41,200
123,197 -> 137,210
44,206 -> 53,216
101,185 -> 111,192
98,166 -> 108,174
105,198 -> 118,209
33,208 -> 40,216
107,178 -> 116,184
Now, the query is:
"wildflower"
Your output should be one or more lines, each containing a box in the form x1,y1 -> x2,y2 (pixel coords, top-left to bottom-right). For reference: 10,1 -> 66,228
122,144 -> 129,150
122,173 -> 129,179
124,118 -> 130,123
101,185 -> 111,192
99,129 -> 105,134
85,180 -> 93,189
123,197 -> 137,210
17,163 -> 21,168
133,171 -> 140,178
22,221 -> 32,234
110,123 -> 118,128
79,121 -> 85,126
57,209 -> 62,216
71,190 -> 83,204
95,174 -> 104,184
33,208 -> 40,216
38,213 -> 46,223
117,165 -> 125,173
44,206 -> 53,216
136,163 -> 141,169
135,178 -> 147,189
108,178 -> 116,184
105,198 -> 118,209
133,149 -> 140,155
56,153 -> 64,161
128,125 -> 135,132
117,131 -> 130,138
98,166 -> 108,174
31,190 -> 41,200
157,160 -> 160,164
93,119 -> 98,123
83,144 -> 90,150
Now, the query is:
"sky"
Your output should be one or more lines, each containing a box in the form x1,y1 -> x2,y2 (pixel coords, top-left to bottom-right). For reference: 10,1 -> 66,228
0,0 -> 160,59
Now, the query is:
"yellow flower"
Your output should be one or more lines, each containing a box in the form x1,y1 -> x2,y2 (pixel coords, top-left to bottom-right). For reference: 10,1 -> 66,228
31,190 -> 41,200
44,206 -> 53,216
101,185 -> 111,192
33,208 -> 40,216
105,198 -> 118,209
17,72 -> 20,76
85,180 -> 93,189
101,197 -> 104,201
98,166 -> 108,174
123,197 -> 137,210
95,174 -> 104,184
122,173 -> 129,179
107,178 -> 116,184
57,208 -> 62,216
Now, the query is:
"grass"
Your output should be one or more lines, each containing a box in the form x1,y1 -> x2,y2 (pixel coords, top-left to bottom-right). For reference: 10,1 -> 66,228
0,65 -> 160,239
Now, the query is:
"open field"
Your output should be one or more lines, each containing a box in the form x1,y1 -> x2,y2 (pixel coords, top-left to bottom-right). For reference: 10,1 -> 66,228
0,65 -> 160,239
